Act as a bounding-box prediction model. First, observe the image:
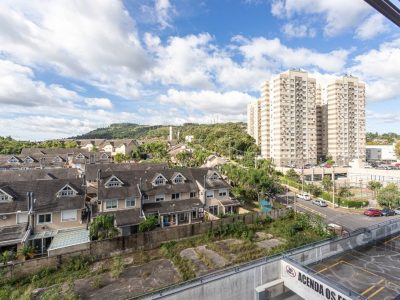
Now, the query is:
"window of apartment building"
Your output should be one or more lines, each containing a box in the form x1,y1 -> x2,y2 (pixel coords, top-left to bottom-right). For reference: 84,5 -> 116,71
218,189 -> 227,197
190,191 -> 196,198
154,175 -> 166,185
17,212 -> 28,224
125,197 -> 136,208
206,191 -> 214,198
105,199 -> 118,209
61,210 -> 77,222
173,174 -> 184,184
37,213 -> 52,224
58,185 -> 76,197
143,194 -> 149,201
171,193 -> 180,200
155,194 -> 165,202
209,206 -> 218,215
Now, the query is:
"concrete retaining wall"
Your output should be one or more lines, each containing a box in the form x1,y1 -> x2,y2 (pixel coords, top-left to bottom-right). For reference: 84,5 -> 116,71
0,210 -> 285,280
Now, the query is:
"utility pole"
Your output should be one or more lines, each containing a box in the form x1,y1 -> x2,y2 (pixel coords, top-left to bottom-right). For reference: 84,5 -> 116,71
301,165 -> 304,193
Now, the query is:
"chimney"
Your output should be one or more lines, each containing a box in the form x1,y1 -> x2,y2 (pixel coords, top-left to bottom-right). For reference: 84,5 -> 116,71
97,169 -> 101,181
169,126 -> 173,141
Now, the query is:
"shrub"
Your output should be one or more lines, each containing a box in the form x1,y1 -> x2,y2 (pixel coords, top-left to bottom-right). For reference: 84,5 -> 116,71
89,214 -> 118,241
139,216 -> 158,232
111,256 -> 124,278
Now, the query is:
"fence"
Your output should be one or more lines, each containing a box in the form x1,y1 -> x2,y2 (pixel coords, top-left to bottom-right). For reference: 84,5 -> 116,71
1,209 -> 286,280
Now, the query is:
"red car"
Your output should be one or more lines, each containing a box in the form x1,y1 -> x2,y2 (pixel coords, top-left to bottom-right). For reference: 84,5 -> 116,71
364,208 -> 383,217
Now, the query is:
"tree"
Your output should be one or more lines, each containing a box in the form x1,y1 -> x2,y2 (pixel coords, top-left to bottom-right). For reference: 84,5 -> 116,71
338,185 -> 353,198
1,250 -> 15,264
139,216 -> 159,232
377,183 -> 400,208
395,141 -> 400,159
322,176 -> 333,191
89,214 -> 119,240
17,245 -> 34,261
367,180 -> 383,198
176,151 -> 191,167
286,169 -> 300,182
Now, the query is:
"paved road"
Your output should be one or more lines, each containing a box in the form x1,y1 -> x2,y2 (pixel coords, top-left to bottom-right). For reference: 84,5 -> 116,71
275,192 -> 400,232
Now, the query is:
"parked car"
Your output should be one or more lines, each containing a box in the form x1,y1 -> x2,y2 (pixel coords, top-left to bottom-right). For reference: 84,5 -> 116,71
363,208 -> 383,217
296,193 -> 311,200
394,207 -> 400,215
312,199 -> 328,207
381,208 -> 396,216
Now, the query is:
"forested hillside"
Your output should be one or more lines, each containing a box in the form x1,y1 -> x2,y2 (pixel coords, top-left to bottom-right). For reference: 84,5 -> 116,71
74,123 -> 165,139
0,137 -> 78,155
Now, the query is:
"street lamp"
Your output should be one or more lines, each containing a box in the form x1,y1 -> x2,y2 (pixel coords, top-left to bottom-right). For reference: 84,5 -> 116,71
332,166 -> 336,209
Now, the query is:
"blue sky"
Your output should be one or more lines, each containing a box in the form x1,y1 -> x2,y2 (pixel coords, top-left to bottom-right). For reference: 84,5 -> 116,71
0,0 -> 399,140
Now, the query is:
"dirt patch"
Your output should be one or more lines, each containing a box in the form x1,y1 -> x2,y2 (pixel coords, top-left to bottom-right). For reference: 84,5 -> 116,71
74,259 -> 180,299
180,248 -> 209,276
196,245 -> 227,268
213,239 -> 243,261
256,238 -> 284,250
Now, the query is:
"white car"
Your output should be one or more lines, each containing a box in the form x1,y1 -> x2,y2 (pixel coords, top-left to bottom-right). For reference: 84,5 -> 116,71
394,207 -> 400,215
296,193 -> 311,200
312,199 -> 328,207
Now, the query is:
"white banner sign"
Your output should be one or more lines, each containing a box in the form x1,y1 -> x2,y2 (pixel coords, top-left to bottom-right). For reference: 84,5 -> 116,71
281,260 -> 354,300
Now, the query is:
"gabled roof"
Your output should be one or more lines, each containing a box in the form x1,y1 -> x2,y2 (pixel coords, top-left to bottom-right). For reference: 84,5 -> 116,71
171,172 -> 186,182
7,155 -> 22,163
0,187 -> 15,200
56,184 -> 79,196
104,175 -> 124,186
151,173 -> 168,184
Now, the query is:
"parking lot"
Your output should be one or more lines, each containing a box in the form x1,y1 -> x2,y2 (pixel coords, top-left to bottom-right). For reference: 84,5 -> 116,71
310,236 -> 400,299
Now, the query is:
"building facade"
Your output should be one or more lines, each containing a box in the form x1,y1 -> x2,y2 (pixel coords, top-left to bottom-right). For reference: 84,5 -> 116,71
247,99 -> 262,146
249,70 -> 366,167
326,76 -> 366,165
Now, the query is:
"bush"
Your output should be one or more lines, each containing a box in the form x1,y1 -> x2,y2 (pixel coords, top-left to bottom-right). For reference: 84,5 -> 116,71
337,199 -> 368,208
111,256 -> 124,278
139,216 -> 158,232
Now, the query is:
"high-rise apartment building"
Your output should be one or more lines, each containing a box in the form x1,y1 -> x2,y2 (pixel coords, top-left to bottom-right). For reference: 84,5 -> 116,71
248,70 -> 366,167
269,70 -> 318,166
260,81 -> 270,158
326,76 -> 366,164
247,99 -> 262,146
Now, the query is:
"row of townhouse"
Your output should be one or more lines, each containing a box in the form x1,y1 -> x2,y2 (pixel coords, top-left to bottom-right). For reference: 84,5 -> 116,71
0,163 -> 240,256
76,139 -> 138,156
0,148 -> 112,170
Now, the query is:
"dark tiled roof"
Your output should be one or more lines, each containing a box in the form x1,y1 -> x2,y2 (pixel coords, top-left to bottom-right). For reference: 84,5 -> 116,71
186,168 -> 231,189
100,208 -> 142,226
98,171 -> 141,200
0,178 -> 85,214
0,168 -> 81,182
84,162 -> 168,181
143,198 -> 203,214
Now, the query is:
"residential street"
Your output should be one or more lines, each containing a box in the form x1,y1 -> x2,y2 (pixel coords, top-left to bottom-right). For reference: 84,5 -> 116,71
275,191 -> 400,232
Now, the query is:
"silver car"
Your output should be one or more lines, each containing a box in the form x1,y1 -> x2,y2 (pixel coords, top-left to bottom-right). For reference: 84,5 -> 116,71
312,199 -> 328,207
394,207 -> 400,215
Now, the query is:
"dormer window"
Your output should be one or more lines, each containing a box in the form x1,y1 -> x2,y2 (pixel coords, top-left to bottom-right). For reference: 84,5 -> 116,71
100,153 -> 109,160
105,176 -> 123,188
75,153 -> 85,159
8,156 -> 19,163
24,156 -> 34,163
53,156 -> 63,163
153,174 -> 166,186
209,172 -> 220,180
57,185 -> 77,197
0,190 -> 12,202
173,174 -> 185,184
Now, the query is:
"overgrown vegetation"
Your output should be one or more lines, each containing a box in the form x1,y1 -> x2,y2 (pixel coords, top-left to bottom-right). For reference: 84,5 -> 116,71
377,183 -> 400,208
0,136 -> 78,155
139,216 -> 159,232
89,214 -> 118,241
222,161 -> 282,205
366,132 -> 400,145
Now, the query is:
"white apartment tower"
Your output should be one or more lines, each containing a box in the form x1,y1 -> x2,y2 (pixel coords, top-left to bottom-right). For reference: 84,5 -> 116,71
247,99 -> 262,146
260,81 -> 270,158
249,70 -> 366,167
269,70 -> 318,166
326,76 -> 366,164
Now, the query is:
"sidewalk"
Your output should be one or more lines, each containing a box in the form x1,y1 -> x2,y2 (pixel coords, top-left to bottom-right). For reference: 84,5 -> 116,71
283,184 -> 364,215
